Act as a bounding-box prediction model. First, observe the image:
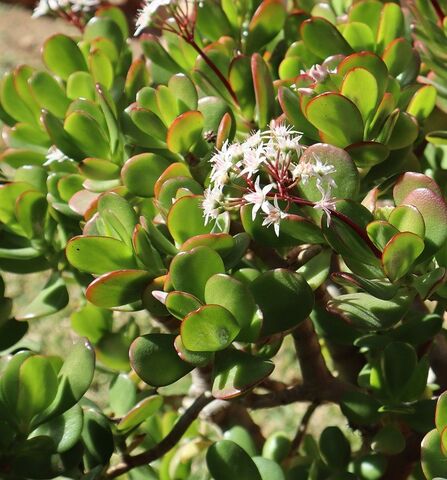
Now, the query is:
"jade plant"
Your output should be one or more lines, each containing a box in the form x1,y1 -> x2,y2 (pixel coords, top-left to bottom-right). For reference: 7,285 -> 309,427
0,0 -> 447,478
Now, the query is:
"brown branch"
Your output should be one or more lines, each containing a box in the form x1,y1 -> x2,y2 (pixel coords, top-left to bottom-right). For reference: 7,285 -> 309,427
105,393 -> 214,479
293,318 -> 332,385
290,401 -> 320,454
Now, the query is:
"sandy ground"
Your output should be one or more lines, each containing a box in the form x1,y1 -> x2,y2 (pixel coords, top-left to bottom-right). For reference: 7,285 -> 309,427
0,3 -> 76,75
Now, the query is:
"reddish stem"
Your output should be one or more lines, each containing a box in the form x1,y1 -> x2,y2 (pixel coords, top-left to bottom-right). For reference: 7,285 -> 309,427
187,39 -> 239,105
280,194 -> 382,259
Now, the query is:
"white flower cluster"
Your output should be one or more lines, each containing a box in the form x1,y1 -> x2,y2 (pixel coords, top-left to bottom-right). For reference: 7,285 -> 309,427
135,0 -> 172,35
33,0 -> 99,17
202,124 -> 337,235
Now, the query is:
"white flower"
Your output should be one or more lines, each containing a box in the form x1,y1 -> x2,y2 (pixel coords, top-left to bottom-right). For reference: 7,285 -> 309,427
264,122 -> 302,155
135,0 -> 171,34
33,0 -> 68,17
291,161 -> 317,183
242,130 -> 263,149
261,196 -> 287,237
313,185 -> 336,228
210,141 -> 234,187
244,176 -> 273,221
202,186 -> 223,225
70,0 -> 100,13
44,146 -> 69,166
239,144 -> 265,178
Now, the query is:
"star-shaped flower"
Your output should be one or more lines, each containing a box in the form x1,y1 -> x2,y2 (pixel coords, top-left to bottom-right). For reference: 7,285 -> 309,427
244,176 -> 273,221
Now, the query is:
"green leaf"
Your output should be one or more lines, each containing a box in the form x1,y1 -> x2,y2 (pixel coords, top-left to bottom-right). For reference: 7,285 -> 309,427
421,429 -> 447,480
229,55 -> 256,119
64,111 -> 110,159
15,190 -> 47,239
79,158 -> 120,181
345,142 -> 390,168
40,338 -> 95,422
252,457 -> 285,480
388,204 -> 425,237
341,67 -> 378,122
109,374 -> 137,416
331,272 -> 398,300
246,0 -> 287,54
97,192 -> 138,246
224,426 -> 258,457
407,85 -> 437,122
297,143 -> 359,201
436,391 -> 447,433
367,220 -> 399,251
66,235 -> 136,274
401,188 -> 447,257
132,224 -> 166,276
205,274 -> 257,331
71,303 -> 112,344
206,440 -> 262,480
32,404 -> 83,453
168,73 -> 199,112
301,17 -> 353,59
67,71 -> 96,101
262,432 -> 292,463
340,22 -> 375,51
337,52 -> 388,101
251,54 -> 275,128
15,355 -> 59,427
327,292 -> 410,331
121,153 -> 171,197
212,349 -> 274,399
297,249 -> 331,291
89,49 -> 114,90
130,333 -> 193,387
117,395 -> 163,432
86,270 -> 152,308
250,269 -> 314,336
82,409 -> 114,469
382,232 -> 424,282
96,330 -> 133,371
319,426 -> 351,470
340,390 -> 380,426
306,93 -> 364,147
382,342 -> 417,401
165,291 -> 203,320
382,37 -> 413,77
29,72 -> 69,118
170,246 -> 225,301
168,196 -> 214,246
376,2 -> 405,54
42,34 -> 87,80
167,111 -> 204,154
16,273 -> 69,321
174,335 -> 214,367
181,304 -> 240,352
84,16 -> 124,52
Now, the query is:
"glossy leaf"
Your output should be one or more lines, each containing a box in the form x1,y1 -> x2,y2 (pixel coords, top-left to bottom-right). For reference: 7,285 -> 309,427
306,93 -> 364,147
181,304 -> 240,352
130,333 -> 193,387
206,440 -> 262,480
250,269 -> 314,336
66,235 -> 136,274
167,111 -> 204,154
212,349 -> 274,399
16,273 -> 69,321
382,232 -> 424,282
86,270 -> 152,308
42,34 -> 87,80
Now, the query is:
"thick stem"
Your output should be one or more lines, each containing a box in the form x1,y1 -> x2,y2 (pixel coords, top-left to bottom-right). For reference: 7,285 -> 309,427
293,318 -> 332,385
187,39 -> 239,105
